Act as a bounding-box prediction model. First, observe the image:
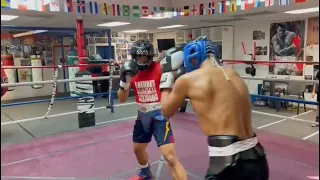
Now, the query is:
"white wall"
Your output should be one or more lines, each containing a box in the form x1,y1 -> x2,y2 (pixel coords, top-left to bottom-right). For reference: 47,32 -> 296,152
233,22 -> 270,95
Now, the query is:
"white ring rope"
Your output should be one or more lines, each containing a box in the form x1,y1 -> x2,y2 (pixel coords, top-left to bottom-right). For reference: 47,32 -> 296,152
1,75 -> 120,87
1,102 -> 136,126
1,101 -> 317,126
1,75 -> 316,88
43,65 -> 62,119
241,76 -> 318,84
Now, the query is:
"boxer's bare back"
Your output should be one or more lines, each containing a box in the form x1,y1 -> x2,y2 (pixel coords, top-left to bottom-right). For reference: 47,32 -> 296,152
181,60 -> 254,140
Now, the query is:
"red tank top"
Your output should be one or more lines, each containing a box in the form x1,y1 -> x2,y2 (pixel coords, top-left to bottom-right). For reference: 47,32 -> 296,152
131,62 -> 162,103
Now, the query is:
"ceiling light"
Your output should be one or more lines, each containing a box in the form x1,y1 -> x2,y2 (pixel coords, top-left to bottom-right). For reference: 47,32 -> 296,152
284,7 -> 319,14
1,15 -> 19,21
157,25 -> 187,29
123,29 -> 148,33
13,30 -> 48,38
97,22 -> 130,27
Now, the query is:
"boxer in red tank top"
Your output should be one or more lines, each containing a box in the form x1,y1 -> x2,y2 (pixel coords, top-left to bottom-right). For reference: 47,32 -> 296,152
117,40 -> 187,180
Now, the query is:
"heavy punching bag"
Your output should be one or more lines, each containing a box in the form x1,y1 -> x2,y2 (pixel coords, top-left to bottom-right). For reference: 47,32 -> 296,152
67,44 -> 79,97
30,46 -> 44,89
75,63 -> 95,128
1,47 -> 17,91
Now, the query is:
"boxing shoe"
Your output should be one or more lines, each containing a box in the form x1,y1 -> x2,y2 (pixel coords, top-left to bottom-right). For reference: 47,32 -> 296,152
129,164 -> 153,180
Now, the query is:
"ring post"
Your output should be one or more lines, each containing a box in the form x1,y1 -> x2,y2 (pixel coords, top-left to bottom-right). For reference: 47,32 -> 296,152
110,91 -> 115,113
106,29 -> 114,113
75,18 -> 96,128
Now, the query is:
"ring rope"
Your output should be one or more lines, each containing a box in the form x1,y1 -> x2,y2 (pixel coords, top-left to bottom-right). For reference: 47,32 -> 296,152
241,76 -> 318,84
44,65 -> 62,119
1,101 -> 317,126
0,102 -> 136,126
223,60 -> 319,64
1,90 -> 133,108
1,75 -> 120,87
1,63 -> 123,69
1,75 -> 317,88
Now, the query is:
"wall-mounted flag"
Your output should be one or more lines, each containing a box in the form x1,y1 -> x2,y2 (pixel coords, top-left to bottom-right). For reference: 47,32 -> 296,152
123,5 -> 130,16
279,0 -> 289,5
132,5 -> 140,17
151,7 -> 158,17
1,0 -> 10,8
112,4 -> 120,16
191,5 -> 197,16
241,0 -> 250,10
46,0 -> 59,12
89,1 -> 98,14
253,0 -> 261,8
65,0 -> 74,12
100,3 -> 109,15
159,7 -> 165,17
230,0 -> 237,12
199,4 -> 204,15
208,2 -> 215,15
219,1 -> 227,13
265,0 -> 275,7
77,0 -> 85,13
142,6 -> 149,17
174,7 -> 182,17
167,7 -> 175,17
184,6 -> 190,16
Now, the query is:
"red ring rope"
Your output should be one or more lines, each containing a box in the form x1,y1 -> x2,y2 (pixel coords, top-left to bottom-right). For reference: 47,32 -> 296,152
1,63 -> 124,69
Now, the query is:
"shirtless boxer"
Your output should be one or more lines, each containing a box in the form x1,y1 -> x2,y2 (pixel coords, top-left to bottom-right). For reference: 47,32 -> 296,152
117,40 -> 187,180
160,37 -> 269,180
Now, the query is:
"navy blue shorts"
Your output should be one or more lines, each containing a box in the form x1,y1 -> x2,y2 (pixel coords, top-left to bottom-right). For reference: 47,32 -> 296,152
132,110 -> 174,147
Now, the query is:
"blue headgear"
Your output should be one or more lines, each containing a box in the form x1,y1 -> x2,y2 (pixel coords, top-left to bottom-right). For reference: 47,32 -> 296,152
183,36 -> 221,73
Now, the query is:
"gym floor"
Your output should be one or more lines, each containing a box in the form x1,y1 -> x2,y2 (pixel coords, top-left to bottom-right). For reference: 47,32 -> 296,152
1,98 -> 319,180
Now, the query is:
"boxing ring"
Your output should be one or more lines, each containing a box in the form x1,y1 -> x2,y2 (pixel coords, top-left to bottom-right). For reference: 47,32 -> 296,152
1,53 -> 319,179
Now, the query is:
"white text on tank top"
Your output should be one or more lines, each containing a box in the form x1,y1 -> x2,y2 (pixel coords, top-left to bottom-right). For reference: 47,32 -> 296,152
135,80 -> 159,103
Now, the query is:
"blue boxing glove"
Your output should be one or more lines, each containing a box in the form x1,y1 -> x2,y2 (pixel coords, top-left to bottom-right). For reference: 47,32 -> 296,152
160,46 -> 185,90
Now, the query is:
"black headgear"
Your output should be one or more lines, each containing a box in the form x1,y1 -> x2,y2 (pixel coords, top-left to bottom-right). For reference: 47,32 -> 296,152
130,40 -> 154,70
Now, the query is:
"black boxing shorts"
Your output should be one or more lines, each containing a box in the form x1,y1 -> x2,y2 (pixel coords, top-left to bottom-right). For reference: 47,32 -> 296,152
205,135 -> 269,180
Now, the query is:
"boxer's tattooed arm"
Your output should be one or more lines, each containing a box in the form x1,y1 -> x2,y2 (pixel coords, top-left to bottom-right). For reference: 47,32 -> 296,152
161,77 -> 188,118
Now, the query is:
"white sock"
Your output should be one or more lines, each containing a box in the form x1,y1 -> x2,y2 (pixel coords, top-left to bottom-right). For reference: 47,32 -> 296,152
140,163 -> 149,168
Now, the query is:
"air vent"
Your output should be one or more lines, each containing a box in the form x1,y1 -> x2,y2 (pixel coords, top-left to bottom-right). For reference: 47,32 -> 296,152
200,18 -> 247,24
231,11 -> 277,18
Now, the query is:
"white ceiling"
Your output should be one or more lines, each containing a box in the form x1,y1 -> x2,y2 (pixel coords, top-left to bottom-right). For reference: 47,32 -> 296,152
1,0 -> 319,34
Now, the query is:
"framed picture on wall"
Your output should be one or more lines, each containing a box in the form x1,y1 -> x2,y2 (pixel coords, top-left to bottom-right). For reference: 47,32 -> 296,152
269,20 -> 305,76
129,35 -> 137,42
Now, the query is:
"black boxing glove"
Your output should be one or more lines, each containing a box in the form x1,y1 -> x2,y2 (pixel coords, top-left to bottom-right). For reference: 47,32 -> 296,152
119,60 -> 138,90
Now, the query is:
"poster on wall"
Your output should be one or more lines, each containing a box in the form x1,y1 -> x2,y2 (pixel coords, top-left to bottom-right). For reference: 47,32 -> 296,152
269,20 -> 305,76
307,17 -> 319,45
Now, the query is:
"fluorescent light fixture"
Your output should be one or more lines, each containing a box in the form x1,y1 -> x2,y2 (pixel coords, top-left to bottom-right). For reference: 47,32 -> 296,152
97,22 -> 130,27
141,15 -> 168,19
284,7 -> 319,14
13,30 -> 48,38
157,25 -> 187,29
1,15 -> 19,21
123,29 -> 148,33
